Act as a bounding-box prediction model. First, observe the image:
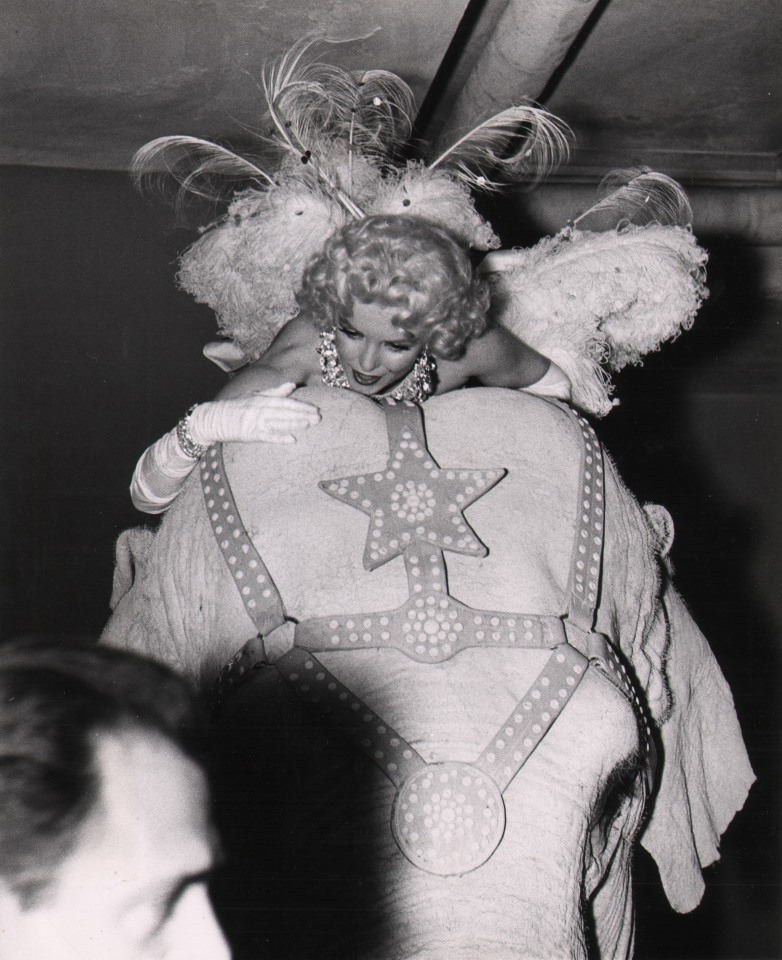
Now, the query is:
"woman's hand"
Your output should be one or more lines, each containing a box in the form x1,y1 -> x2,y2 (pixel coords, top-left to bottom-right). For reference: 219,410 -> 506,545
188,383 -> 321,446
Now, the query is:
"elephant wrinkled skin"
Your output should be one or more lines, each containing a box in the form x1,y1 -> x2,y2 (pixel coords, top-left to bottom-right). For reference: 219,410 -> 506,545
102,387 -> 753,959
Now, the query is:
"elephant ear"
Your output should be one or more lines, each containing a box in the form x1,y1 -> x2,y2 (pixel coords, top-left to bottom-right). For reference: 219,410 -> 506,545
622,502 -> 677,724
644,501 -> 675,577
642,502 -> 674,558
640,586 -> 755,913
110,527 -> 156,610
631,501 -> 755,911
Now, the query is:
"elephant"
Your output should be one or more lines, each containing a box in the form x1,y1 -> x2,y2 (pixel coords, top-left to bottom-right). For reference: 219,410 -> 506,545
102,387 -> 753,960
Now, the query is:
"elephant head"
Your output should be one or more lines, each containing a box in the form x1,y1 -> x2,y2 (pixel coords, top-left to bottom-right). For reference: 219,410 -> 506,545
102,387 -> 752,959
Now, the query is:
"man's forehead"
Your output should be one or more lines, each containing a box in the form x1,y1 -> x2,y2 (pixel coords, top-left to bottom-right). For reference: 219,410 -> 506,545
77,727 -> 217,880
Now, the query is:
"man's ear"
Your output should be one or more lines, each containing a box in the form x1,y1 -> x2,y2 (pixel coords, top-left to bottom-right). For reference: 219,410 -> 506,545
0,877 -> 25,923
0,878 -> 65,959
203,340 -> 248,373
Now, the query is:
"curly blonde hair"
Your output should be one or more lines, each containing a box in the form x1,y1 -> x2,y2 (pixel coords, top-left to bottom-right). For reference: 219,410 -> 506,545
296,215 -> 489,360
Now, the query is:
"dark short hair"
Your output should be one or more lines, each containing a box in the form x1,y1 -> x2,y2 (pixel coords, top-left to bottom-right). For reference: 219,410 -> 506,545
0,638 -> 207,906
296,214 -> 490,360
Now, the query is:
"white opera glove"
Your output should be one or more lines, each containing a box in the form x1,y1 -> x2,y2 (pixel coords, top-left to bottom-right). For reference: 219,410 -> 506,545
187,383 -> 320,446
521,359 -> 572,402
131,429 -> 202,515
130,383 -> 320,515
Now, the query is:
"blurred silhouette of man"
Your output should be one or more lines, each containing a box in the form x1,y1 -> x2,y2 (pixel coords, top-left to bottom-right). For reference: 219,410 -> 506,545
0,637 -> 231,960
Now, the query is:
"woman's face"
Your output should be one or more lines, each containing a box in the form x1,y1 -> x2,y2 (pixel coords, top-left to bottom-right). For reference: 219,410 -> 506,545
334,301 -> 423,396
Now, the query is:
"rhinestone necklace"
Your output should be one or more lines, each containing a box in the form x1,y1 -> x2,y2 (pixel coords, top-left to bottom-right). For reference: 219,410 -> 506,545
317,330 -> 436,403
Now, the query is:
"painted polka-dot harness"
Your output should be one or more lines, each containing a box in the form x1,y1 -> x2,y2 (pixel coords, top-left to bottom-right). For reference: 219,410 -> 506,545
204,401 -> 648,876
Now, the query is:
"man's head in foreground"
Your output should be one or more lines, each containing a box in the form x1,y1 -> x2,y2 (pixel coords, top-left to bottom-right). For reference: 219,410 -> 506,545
0,637 -> 230,960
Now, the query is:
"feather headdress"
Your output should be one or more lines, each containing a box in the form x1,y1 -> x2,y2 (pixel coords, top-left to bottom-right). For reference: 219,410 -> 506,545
481,168 -> 709,416
132,38 -> 571,361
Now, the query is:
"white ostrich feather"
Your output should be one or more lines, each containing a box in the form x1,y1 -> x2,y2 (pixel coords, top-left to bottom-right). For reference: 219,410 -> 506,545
258,41 -> 414,160
369,163 -> 500,250
275,143 -> 384,207
131,135 -> 277,220
258,40 -> 415,215
177,186 -> 347,361
430,105 -> 572,191
347,69 -> 416,157
572,167 -> 694,230
486,224 -> 709,417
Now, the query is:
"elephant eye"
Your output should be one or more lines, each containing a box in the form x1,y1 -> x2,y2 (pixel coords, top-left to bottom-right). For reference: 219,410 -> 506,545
595,749 -> 645,826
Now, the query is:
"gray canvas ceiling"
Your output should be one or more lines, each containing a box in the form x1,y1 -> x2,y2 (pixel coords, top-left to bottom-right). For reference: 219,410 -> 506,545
1,0 -> 780,185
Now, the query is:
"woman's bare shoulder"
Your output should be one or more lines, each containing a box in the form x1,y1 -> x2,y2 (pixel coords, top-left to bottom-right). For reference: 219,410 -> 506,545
271,314 -> 319,350
217,316 -> 319,398
432,354 -> 471,394
437,324 -> 548,390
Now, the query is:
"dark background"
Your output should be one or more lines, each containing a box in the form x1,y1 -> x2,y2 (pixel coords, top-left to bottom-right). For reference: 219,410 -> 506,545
1,164 -> 779,958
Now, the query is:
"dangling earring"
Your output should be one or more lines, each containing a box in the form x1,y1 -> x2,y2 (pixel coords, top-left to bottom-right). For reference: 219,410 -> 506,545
317,329 -> 351,390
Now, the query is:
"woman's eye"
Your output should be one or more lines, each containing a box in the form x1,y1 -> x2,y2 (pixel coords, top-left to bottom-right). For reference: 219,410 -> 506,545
387,342 -> 415,353
338,326 -> 361,339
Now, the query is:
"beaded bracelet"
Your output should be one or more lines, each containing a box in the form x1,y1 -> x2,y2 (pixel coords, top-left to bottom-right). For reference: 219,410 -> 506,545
176,404 -> 208,459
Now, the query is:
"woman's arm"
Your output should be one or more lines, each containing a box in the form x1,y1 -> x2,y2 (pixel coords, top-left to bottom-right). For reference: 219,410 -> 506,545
130,319 -> 322,514
436,325 -> 571,399
215,315 -> 318,399
130,383 -> 321,513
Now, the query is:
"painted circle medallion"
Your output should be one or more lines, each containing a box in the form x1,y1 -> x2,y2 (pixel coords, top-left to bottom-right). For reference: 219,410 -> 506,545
391,762 -> 506,875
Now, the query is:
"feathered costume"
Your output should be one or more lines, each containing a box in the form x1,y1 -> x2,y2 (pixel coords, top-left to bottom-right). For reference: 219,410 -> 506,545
134,39 -> 708,418
480,170 -> 709,415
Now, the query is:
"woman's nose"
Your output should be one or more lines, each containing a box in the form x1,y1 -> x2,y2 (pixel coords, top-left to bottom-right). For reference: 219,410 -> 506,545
358,342 -> 380,372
